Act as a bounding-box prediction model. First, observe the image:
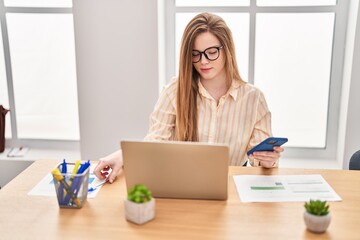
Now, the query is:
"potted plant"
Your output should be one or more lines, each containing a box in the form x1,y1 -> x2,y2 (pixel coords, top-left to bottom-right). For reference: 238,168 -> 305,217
304,199 -> 331,233
124,184 -> 155,224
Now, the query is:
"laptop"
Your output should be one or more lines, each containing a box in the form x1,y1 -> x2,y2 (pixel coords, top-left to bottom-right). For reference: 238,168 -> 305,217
121,140 -> 229,200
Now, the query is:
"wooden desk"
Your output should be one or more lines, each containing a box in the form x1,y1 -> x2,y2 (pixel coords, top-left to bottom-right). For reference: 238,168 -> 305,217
0,160 -> 359,240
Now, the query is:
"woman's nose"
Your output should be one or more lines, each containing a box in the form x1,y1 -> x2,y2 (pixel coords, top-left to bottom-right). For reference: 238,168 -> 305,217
200,53 -> 209,64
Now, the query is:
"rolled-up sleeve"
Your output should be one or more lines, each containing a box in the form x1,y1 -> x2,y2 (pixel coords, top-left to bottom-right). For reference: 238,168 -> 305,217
144,82 -> 177,141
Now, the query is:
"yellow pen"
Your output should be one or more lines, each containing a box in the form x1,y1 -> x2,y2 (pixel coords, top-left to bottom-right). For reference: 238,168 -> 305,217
52,168 -> 81,207
69,160 -> 81,185
62,160 -> 81,202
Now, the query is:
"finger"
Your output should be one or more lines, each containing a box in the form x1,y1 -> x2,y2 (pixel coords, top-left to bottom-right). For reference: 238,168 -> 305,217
256,156 -> 276,163
256,151 -> 280,168
273,146 -> 284,153
93,160 -> 109,180
254,150 -> 279,156
103,166 -> 110,171
260,160 -> 276,168
253,151 -> 280,161
101,171 -> 109,178
107,165 -> 122,183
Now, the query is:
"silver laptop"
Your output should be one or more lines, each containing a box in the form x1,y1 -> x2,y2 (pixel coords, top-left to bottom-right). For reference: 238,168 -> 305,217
121,140 -> 229,200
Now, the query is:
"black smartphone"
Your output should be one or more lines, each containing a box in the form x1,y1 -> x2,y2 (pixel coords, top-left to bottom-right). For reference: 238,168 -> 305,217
247,137 -> 288,156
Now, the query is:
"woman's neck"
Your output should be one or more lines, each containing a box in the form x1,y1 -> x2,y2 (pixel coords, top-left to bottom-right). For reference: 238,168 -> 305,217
200,76 -> 229,103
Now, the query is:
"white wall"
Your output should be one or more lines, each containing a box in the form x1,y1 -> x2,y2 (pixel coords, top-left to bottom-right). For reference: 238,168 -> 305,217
73,0 -> 159,160
339,0 -> 360,169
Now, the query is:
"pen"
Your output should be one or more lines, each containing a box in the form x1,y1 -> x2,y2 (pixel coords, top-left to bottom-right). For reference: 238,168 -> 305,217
58,159 -> 67,202
88,179 -> 108,192
52,168 -> 81,207
62,160 -> 81,204
60,160 -> 81,204
72,160 -> 81,174
61,159 -> 67,173
72,161 -> 91,194
69,160 -> 81,185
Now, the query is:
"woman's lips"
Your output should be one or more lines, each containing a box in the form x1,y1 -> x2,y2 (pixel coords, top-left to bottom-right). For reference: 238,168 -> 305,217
200,67 -> 212,73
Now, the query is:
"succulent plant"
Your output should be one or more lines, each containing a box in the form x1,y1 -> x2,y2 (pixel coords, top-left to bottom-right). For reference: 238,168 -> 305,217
127,184 -> 152,203
304,199 -> 330,216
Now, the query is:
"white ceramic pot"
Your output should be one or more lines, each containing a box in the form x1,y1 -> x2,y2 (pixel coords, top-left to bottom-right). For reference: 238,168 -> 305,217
124,198 -> 155,225
303,211 -> 331,233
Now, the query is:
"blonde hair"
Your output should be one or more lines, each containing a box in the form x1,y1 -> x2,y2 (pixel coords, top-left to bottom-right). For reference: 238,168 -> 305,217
176,12 -> 245,141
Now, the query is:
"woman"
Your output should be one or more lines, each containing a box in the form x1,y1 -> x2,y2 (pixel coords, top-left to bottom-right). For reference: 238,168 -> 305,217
94,12 -> 284,183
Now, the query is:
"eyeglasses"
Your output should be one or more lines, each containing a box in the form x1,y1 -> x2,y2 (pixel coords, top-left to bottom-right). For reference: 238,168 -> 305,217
192,45 -> 224,63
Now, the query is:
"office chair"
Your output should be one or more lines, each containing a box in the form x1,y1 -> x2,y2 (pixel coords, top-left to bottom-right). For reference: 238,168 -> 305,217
349,150 -> 360,170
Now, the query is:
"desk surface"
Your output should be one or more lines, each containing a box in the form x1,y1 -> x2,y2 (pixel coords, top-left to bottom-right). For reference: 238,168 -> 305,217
0,160 -> 359,240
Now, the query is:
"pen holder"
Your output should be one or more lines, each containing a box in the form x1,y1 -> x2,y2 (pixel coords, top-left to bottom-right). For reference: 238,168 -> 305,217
52,163 -> 90,209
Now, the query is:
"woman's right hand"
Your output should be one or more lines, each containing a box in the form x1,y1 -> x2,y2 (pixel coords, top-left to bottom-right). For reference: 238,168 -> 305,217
93,150 -> 123,183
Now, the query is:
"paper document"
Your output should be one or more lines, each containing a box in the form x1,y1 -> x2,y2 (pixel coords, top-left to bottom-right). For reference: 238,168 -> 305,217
233,174 -> 342,202
28,164 -> 107,198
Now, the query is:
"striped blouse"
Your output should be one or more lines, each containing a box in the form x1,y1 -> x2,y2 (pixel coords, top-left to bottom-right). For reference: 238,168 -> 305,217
144,78 -> 273,166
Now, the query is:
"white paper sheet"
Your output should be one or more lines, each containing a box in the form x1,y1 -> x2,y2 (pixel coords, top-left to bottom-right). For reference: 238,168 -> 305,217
233,174 -> 342,202
28,164 -> 107,198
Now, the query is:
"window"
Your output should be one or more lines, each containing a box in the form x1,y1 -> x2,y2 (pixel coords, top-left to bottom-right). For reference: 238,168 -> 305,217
0,1 -> 79,148
255,13 -> 334,148
165,0 -> 348,159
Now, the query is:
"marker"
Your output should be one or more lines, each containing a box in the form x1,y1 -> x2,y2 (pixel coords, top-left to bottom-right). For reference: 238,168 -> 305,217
52,168 -> 81,207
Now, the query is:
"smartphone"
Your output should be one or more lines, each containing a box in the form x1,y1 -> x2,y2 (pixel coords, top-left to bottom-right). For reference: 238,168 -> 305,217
247,137 -> 288,156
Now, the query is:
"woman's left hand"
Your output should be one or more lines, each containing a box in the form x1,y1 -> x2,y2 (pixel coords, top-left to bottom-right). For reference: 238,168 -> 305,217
249,146 -> 284,168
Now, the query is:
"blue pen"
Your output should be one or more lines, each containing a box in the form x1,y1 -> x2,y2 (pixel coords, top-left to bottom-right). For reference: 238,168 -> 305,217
73,161 -> 91,195
58,159 -> 67,203
88,178 -> 108,192
74,161 -> 90,192
63,163 -> 83,204
76,160 -> 90,175
72,162 -> 90,198
61,159 -> 67,173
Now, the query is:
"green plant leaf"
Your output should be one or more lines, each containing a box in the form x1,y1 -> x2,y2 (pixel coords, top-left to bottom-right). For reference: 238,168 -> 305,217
304,199 -> 330,216
127,184 -> 152,203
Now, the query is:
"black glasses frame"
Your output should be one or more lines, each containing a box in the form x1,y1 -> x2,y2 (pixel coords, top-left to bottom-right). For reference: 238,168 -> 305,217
192,45 -> 224,63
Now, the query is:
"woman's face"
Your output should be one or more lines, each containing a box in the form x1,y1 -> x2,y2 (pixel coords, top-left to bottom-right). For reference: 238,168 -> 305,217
192,31 -> 226,82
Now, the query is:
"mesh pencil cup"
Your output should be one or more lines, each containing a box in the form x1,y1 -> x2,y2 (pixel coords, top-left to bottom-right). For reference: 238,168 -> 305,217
52,163 -> 90,209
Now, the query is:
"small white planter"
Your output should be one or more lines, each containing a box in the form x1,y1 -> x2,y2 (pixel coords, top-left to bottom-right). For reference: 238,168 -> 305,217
304,211 -> 331,233
124,198 -> 155,225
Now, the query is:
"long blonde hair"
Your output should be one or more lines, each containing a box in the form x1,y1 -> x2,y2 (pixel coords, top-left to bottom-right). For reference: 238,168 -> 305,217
176,12 -> 244,141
